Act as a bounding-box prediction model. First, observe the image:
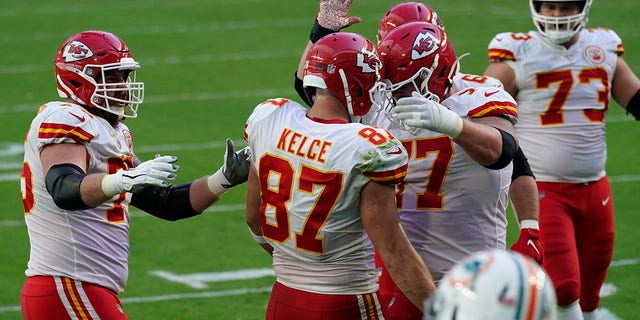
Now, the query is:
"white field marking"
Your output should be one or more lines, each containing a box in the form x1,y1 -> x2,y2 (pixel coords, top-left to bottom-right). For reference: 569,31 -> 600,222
150,268 -> 275,289
0,88 -> 289,112
0,258 -> 636,313
0,162 -> 22,170
0,48 -> 300,74
0,142 -> 24,156
1,204 -> 246,227
600,283 -> 618,297
597,308 -> 622,320
121,286 -> 273,303
609,258 -> 640,267
131,204 -> 246,217
0,1 -> 294,19
4,165 -> 640,184
0,173 -> 19,182
0,16 -> 314,50
0,286 -> 273,313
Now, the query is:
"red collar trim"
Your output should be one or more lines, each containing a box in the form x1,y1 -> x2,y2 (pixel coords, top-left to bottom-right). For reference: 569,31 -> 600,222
307,115 -> 348,124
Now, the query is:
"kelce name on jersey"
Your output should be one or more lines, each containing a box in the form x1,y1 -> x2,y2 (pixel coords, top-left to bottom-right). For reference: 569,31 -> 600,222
276,128 -> 332,164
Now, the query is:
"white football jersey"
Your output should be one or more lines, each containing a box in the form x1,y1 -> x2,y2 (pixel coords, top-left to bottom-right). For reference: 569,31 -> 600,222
369,87 -> 517,281
21,101 -> 135,293
488,28 -> 622,182
453,73 -> 504,90
244,98 -> 408,294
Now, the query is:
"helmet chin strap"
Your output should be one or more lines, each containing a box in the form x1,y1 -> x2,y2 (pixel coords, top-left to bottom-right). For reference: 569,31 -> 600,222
444,52 -> 470,97
339,68 -> 359,123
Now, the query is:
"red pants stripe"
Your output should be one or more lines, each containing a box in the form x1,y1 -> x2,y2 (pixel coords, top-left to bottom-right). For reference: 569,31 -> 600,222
21,276 -> 127,320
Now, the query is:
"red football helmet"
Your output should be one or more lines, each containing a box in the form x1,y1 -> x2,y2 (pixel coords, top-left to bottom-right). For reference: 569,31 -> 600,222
54,30 -> 144,119
378,22 -> 459,101
303,32 -> 385,122
377,22 -> 458,103
377,2 -> 444,43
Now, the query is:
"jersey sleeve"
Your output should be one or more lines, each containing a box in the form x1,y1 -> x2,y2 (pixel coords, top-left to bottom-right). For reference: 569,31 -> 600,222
244,97 -> 292,144
454,73 -> 504,89
354,127 -> 408,185
36,105 -> 96,151
589,28 -> 624,56
445,87 -> 518,123
487,32 -> 528,62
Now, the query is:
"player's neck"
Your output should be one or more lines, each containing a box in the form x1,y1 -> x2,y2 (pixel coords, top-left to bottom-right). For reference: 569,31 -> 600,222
308,94 -> 350,123
559,34 -> 580,49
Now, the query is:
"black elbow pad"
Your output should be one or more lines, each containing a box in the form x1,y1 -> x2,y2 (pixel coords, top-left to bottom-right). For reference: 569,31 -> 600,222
626,89 -> 640,120
45,163 -> 91,210
130,183 -> 199,221
484,128 -> 517,170
511,147 -> 535,181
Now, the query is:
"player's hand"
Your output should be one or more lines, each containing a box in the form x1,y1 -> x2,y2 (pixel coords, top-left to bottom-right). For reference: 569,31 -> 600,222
102,155 -> 179,196
221,138 -> 251,186
207,138 -> 251,196
510,227 -> 544,264
394,92 -> 463,138
317,0 -> 361,31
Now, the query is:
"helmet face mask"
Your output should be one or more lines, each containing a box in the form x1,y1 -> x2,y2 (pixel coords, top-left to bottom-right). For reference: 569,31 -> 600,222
424,250 -> 558,320
530,0 -> 592,44
303,32 -> 385,123
55,30 -> 144,119
377,22 -> 458,104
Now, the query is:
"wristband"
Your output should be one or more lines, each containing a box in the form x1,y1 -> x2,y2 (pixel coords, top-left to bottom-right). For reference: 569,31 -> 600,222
310,19 -> 336,43
207,168 -> 231,197
520,219 -> 539,230
249,227 -> 268,244
101,170 -> 126,197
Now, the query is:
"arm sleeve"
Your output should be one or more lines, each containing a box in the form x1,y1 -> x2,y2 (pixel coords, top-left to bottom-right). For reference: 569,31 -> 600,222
130,183 -> 200,221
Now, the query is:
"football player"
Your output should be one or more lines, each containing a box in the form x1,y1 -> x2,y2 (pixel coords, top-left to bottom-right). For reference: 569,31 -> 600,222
19,30 -> 250,319
483,1 -> 640,319
244,32 -> 435,319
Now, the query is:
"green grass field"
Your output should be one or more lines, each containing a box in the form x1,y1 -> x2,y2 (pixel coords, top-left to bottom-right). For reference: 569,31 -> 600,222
1,1 -> 639,319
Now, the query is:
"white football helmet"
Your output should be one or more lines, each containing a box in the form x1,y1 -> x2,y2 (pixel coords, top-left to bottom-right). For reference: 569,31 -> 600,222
424,249 -> 557,320
530,0 -> 592,44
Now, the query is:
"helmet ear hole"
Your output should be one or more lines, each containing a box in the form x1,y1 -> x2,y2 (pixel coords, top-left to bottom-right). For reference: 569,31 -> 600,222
69,79 -> 82,88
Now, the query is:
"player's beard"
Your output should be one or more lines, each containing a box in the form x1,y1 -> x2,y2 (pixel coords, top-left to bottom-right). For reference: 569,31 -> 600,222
85,106 -> 121,127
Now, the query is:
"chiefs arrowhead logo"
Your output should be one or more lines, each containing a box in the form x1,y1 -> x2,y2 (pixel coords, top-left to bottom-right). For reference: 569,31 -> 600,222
412,32 -> 439,60
585,45 -> 605,64
62,41 -> 94,62
356,48 -> 382,73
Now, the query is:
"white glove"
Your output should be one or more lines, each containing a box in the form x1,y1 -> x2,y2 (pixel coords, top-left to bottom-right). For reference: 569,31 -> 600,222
207,138 -> 251,196
317,0 -> 360,31
394,92 -> 464,138
101,155 -> 179,197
